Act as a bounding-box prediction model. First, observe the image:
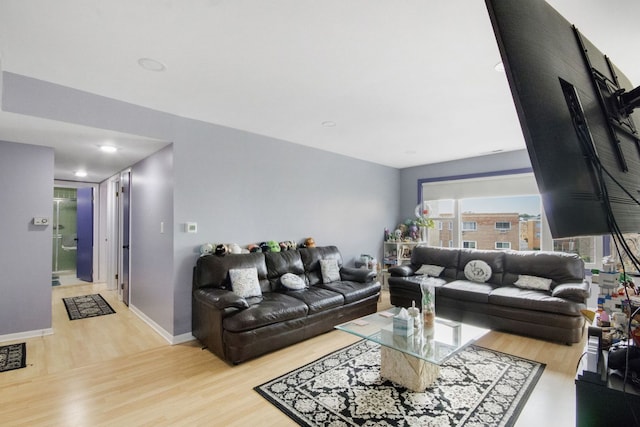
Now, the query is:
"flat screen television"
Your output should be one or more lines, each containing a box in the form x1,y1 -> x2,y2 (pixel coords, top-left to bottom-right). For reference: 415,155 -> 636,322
485,0 -> 640,239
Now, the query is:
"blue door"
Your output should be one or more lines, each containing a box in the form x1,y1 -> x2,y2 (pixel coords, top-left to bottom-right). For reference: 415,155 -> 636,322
76,187 -> 93,282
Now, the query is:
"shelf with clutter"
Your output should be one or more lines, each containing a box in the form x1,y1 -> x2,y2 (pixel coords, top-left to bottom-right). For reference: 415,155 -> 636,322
591,264 -> 640,350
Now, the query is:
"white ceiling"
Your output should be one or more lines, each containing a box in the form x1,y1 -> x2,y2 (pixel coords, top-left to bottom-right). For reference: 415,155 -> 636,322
0,0 -> 639,182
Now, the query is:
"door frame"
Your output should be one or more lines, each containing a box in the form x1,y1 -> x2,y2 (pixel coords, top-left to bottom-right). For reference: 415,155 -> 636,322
105,169 -> 131,303
53,180 -> 100,281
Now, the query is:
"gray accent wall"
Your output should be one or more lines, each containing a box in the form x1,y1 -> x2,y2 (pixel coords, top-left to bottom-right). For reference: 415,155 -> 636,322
0,140 -> 54,335
2,72 -> 399,337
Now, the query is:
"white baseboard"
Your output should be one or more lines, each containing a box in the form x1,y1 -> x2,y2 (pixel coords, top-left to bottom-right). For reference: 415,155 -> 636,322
129,304 -> 195,345
0,328 -> 54,343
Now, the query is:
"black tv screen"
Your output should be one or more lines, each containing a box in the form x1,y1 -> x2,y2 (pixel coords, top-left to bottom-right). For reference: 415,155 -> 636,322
486,0 -> 640,238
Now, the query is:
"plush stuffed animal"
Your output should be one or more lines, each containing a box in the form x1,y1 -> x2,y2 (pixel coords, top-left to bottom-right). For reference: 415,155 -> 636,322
267,240 -> 280,252
214,244 -> 228,256
228,243 -> 242,254
304,237 -> 316,248
259,242 -> 270,252
199,243 -> 214,256
247,244 -> 261,253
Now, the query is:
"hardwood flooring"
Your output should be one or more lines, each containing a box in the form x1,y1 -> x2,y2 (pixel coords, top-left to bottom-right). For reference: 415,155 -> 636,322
0,283 -> 585,426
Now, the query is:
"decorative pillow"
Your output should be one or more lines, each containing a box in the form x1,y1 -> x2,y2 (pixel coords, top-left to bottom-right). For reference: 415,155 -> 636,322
415,264 -> 445,277
320,259 -> 341,283
280,273 -> 306,290
463,260 -> 492,283
514,274 -> 552,291
229,267 -> 262,298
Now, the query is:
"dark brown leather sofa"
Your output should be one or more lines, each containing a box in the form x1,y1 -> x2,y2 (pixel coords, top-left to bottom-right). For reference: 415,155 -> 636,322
192,246 -> 381,364
388,246 -> 590,344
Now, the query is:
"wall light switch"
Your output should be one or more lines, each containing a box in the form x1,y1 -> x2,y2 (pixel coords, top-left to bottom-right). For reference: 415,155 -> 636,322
160,222 -> 164,234
33,217 -> 49,225
185,222 -> 197,233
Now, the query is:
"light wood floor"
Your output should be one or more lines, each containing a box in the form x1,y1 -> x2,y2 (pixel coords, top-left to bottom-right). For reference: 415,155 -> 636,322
0,283 -> 584,426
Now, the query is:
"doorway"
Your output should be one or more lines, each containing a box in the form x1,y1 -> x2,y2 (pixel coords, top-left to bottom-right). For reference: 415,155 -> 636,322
107,170 -> 131,305
52,187 -> 78,285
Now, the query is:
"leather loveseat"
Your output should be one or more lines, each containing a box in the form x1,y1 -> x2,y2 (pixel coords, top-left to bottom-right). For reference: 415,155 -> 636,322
192,246 -> 381,364
388,246 -> 590,344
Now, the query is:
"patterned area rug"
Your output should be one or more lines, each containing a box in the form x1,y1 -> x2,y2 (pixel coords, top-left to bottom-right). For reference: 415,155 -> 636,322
255,340 -> 545,426
63,294 -> 116,320
0,343 -> 26,373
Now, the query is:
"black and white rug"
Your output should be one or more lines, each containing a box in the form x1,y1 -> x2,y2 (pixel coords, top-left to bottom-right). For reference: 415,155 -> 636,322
63,294 -> 116,320
255,340 -> 545,426
0,343 -> 26,373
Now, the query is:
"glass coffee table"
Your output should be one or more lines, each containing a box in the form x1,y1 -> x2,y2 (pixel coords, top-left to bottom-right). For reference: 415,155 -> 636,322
335,307 -> 488,392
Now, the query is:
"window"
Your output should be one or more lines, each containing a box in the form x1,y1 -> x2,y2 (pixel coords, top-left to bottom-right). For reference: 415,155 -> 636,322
419,171 -> 602,267
462,221 -> 477,231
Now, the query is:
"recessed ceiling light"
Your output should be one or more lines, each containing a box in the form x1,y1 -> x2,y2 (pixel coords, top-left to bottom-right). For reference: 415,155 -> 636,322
321,121 -> 336,127
137,57 -> 166,72
99,145 -> 118,153
494,61 -> 505,72
74,170 -> 88,178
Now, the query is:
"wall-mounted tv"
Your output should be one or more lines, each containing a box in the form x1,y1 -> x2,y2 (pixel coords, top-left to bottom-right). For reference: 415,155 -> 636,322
485,0 -> 640,239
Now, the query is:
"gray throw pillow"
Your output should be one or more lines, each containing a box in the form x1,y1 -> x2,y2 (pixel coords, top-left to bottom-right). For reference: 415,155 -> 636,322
281,273 -> 306,290
229,267 -> 262,298
320,259 -> 341,283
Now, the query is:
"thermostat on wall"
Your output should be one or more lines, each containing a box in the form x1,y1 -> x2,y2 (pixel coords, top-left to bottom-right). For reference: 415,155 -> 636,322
33,217 -> 49,225
185,222 -> 197,233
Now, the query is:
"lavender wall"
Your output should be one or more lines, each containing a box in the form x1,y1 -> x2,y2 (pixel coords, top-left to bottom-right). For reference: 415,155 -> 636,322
3,72 -> 399,337
0,140 -> 54,336
130,145 -> 174,332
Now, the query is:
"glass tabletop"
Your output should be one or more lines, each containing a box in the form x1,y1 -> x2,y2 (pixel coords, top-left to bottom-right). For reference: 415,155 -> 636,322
335,307 -> 488,364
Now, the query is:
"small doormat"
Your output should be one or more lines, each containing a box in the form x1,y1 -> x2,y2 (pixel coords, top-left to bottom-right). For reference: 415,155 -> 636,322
255,340 -> 545,426
0,343 -> 26,373
63,294 -> 116,320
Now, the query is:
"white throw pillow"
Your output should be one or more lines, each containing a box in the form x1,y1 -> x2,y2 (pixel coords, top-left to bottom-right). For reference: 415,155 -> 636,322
229,267 -> 262,298
514,274 -> 552,291
320,259 -> 341,283
280,273 -> 306,290
415,264 -> 445,277
464,260 -> 492,283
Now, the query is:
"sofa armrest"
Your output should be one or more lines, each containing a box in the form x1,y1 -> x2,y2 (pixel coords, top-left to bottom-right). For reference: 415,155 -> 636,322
340,266 -> 376,283
194,288 -> 249,310
388,265 -> 416,277
551,281 -> 591,302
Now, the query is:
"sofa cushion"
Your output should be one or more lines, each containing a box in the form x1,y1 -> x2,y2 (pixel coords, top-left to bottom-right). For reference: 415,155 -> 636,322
502,250 -> 584,289
223,293 -> 309,332
266,250 -> 306,290
489,286 -> 583,316
463,260 -> 492,283
280,273 -> 307,290
300,246 -> 343,286
280,287 -> 344,314
229,268 -> 262,298
551,282 -> 591,301
194,252 -> 269,292
514,274 -> 552,291
320,259 -> 341,283
415,264 -> 445,277
317,280 -> 381,304
439,280 -> 496,304
410,246 -> 459,280
456,249 -> 505,286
